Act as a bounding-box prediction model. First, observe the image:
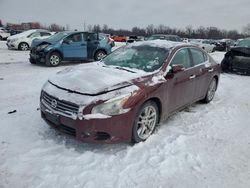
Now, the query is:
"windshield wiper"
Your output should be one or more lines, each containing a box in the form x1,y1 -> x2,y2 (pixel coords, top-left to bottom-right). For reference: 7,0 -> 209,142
113,66 -> 136,73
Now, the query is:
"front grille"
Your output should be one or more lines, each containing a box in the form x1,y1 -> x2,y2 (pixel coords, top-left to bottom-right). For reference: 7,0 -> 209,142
41,91 -> 79,116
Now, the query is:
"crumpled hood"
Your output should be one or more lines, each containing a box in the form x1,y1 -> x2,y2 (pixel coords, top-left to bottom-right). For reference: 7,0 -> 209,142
31,38 -> 55,48
49,63 -> 148,95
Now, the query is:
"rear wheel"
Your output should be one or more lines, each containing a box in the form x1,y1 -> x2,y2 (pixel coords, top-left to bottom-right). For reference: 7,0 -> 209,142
0,36 -> 3,41
18,42 -> 29,51
201,78 -> 217,103
132,101 -> 159,143
46,52 -> 61,66
94,50 -> 107,61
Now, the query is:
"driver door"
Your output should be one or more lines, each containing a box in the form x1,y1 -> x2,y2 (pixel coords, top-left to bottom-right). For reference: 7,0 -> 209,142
166,48 -> 197,114
62,33 -> 87,59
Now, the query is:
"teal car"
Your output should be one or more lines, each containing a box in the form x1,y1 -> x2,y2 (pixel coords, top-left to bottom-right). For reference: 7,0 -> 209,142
29,31 -> 112,66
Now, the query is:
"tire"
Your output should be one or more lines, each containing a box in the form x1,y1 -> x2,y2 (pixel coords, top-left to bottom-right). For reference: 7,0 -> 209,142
132,101 -> 159,143
0,36 -> 3,41
18,42 -> 29,51
201,78 -> 217,103
94,50 -> 107,61
46,52 -> 61,66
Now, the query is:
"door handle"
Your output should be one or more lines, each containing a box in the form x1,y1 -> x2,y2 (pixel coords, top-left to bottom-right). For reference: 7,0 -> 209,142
208,68 -> 214,72
81,44 -> 86,46
189,75 -> 196,79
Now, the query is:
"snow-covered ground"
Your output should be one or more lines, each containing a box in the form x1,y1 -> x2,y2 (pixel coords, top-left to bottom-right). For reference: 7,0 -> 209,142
0,41 -> 250,188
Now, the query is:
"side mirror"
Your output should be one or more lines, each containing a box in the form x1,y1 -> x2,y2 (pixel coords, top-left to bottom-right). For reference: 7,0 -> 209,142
171,64 -> 185,73
165,64 -> 185,79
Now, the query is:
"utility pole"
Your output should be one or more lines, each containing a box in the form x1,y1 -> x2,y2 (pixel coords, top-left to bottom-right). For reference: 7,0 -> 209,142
83,20 -> 86,31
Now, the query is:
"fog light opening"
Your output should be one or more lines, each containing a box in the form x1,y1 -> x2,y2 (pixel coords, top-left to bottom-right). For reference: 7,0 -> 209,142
95,132 -> 111,141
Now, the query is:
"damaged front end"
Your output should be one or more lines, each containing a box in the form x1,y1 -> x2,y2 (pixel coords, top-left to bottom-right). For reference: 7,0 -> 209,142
221,47 -> 250,75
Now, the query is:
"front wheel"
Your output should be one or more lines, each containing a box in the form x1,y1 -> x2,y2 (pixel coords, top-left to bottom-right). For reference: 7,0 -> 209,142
201,78 -> 217,103
94,50 -> 107,61
18,42 -> 29,51
132,101 -> 159,143
46,52 -> 61,66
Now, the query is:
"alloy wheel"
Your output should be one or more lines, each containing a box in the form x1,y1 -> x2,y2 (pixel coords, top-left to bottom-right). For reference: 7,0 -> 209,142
96,51 -> 106,61
50,55 -> 60,66
207,79 -> 217,101
20,43 -> 29,51
136,105 -> 157,140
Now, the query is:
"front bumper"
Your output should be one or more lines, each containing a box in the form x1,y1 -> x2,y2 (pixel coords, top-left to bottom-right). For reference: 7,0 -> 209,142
40,100 -> 135,143
6,41 -> 18,50
30,50 -> 47,63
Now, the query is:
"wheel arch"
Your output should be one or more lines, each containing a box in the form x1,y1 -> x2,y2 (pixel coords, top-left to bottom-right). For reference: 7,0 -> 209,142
48,49 -> 64,60
213,75 -> 219,90
142,97 -> 162,123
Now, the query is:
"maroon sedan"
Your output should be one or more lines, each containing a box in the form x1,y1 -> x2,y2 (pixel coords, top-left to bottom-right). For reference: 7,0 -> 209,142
40,40 -> 220,143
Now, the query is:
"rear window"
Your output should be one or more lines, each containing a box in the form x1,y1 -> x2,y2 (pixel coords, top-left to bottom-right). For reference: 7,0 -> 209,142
40,32 -> 51,37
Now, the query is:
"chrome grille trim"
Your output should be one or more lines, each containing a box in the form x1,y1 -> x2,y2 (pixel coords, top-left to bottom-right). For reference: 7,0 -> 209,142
41,91 -> 79,116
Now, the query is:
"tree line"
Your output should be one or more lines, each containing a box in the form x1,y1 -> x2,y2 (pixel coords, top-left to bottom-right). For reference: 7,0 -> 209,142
88,24 -> 250,40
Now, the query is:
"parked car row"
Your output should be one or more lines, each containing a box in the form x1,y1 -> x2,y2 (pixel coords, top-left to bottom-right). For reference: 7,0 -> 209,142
6,29 -> 249,144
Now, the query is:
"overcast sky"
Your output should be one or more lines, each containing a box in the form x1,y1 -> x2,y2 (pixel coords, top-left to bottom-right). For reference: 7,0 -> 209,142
0,0 -> 250,31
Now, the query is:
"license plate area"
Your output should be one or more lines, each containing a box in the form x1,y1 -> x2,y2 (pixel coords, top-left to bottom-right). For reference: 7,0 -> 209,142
45,112 -> 60,125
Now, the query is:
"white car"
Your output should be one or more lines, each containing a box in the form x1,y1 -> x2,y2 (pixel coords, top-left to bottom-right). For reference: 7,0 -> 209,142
7,29 -> 53,51
189,39 -> 215,53
0,28 -> 11,40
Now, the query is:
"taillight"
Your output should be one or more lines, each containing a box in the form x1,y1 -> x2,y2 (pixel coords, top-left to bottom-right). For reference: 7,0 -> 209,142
107,37 -> 111,44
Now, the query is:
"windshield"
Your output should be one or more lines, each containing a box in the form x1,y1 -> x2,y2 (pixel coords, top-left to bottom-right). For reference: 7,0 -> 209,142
102,45 -> 169,72
47,32 -> 68,41
237,40 -> 250,47
148,35 -> 166,40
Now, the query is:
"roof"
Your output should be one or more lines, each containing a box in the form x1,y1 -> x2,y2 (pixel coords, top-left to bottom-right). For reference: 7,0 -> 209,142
129,40 -> 187,49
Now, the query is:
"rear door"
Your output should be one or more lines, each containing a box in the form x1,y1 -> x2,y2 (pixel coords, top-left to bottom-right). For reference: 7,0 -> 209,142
167,48 -> 197,113
86,33 -> 99,59
62,33 -> 87,59
189,48 -> 214,99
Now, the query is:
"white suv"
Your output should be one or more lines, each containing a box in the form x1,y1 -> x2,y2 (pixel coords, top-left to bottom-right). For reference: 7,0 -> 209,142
7,29 -> 53,51
0,28 -> 11,40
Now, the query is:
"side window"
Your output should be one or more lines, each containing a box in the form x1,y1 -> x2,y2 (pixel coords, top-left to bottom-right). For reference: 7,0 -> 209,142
98,34 -> 105,41
169,36 -> 177,41
40,32 -> 51,37
28,32 -> 41,38
190,48 -> 206,66
87,33 -> 98,41
65,33 -> 82,43
171,48 -> 192,68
